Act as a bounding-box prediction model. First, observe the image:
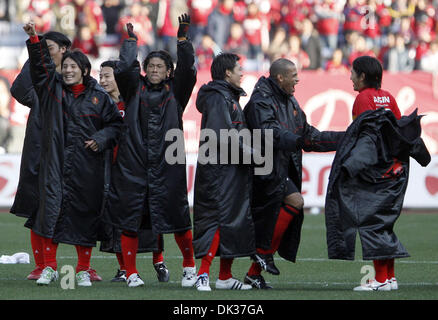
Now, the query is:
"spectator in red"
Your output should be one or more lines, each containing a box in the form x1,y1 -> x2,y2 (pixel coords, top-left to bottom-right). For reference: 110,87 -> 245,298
284,35 -> 310,71
187,0 -> 217,45
117,1 -> 154,62
195,34 -> 219,70
413,0 -> 436,40
281,0 -> 312,36
326,48 -> 349,73
414,30 -> 432,69
224,22 -> 249,59
242,2 -> 264,62
348,34 -> 376,66
362,0 -> 382,51
73,0 -> 105,36
342,0 -> 365,37
315,0 -> 341,59
26,0 -> 54,34
72,25 -> 99,58
232,0 -> 247,23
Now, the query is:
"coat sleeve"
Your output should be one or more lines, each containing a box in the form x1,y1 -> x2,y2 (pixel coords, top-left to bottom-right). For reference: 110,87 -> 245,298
113,38 -> 140,102
173,40 -> 197,110
342,129 -> 378,178
26,37 -> 58,109
10,60 -> 37,107
90,94 -> 123,152
245,99 -> 302,152
301,115 -> 345,152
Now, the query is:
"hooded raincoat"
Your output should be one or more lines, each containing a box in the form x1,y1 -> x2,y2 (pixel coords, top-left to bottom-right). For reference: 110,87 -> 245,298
103,38 -> 196,235
193,80 -> 256,259
244,76 -> 344,262
325,108 -> 431,260
27,37 -> 123,246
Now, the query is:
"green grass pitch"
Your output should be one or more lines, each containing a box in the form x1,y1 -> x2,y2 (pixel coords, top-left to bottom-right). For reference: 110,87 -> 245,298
1,210 -> 437,301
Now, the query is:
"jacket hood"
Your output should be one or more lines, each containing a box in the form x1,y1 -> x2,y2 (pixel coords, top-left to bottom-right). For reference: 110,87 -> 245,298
253,76 -> 290,99
196,80 -> 246,114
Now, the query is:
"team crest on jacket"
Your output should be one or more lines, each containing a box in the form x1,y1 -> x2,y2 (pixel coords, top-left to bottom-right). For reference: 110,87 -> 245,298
92,96 -> 99,105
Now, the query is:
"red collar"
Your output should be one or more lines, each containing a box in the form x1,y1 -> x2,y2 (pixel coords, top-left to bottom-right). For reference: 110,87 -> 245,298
71,83 -> 86,98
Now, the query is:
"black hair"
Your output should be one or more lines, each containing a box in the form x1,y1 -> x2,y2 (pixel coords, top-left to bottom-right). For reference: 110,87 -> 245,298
210,53 -> 240,81
143,50 -> 174,79
269,58 -> 295,79
100,60 -> 118,70
43,31 -> 72,50
61,49 -> 92,84
352,56 -> 382,90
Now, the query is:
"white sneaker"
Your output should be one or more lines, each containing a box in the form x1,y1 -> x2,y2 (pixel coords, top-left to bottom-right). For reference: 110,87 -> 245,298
389,277 -> 398,290
353,279 -> 391,291
76,271 -> 92,287
181,266 -> 197,287
36,267 -> 59,285
216,278 -> 252,290
195,273 -> 211,291
127,273 -> 144,287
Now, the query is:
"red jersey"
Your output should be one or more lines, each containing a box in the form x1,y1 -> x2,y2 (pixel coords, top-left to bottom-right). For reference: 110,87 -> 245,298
352,87 -> 401,120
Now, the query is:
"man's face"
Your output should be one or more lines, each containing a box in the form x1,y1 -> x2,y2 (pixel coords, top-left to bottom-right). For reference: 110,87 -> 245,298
62,57 -> 83,85
350,68 -> 365,92
146,57 -> 170,84
278,64 -> 299,95
226,61 -> 243,88
99,66 -> 118,95
46,39 -> 66,68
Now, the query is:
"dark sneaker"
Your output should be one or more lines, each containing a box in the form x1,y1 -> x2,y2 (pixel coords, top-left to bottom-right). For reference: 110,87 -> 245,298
154,262 -> 170,282
87,268 -> 102,281
251,253 -> 280,275
244,273 -> 273,290
111,269 -> 127,282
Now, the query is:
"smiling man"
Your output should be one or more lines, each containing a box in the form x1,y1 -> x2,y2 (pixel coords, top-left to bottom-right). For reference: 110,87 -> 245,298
243,58 -> 344,289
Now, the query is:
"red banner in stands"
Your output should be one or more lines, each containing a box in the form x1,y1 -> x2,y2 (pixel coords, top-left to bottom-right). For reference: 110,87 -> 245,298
2,69 -> 437,154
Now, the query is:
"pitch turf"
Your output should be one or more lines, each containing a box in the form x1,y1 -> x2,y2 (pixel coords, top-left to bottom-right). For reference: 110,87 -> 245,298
1,210 -> 437,301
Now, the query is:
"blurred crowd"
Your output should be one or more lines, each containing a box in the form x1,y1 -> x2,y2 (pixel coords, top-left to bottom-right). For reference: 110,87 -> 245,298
0,0 -> 438,74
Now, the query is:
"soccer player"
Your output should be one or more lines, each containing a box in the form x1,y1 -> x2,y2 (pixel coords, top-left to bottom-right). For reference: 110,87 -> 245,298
103,15 -> 197,288
98,60 -> 169,283
10,30 -> 71,281
324,56 -> 431,291
243,58 -> 344,289
23,22 -> 123,286
192,53 -> 256,291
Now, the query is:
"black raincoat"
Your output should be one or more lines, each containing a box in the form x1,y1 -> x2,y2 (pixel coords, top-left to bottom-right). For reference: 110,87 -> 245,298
103,38 -> 196,234
27,37 -> 123,246
325,108 -> 431,260
244,76 -> 344,262
10,60 -> 41,228
193,80 -> 256,259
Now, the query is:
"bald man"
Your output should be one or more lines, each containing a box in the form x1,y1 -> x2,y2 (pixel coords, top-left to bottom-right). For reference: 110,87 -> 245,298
243,58 -> 344,289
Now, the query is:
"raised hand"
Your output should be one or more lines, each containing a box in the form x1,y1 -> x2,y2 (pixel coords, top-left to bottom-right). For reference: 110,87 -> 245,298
126,23 -> 137,40
177,13 -> 190,40
23,22 -> 37,37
